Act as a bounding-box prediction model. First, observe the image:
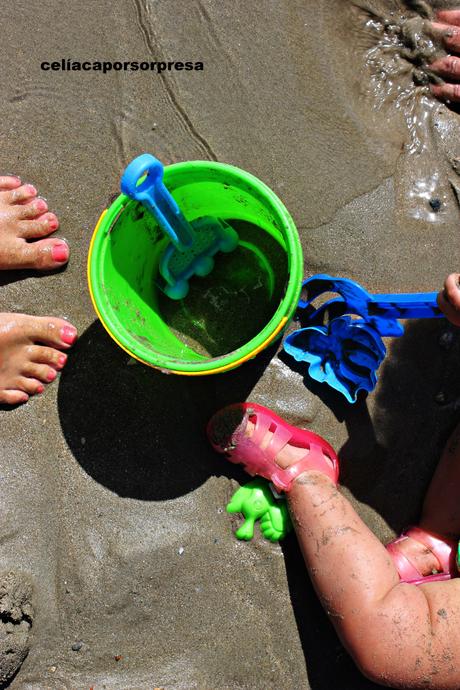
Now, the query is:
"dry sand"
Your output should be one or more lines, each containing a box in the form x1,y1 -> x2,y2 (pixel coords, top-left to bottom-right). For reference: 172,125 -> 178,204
1,0 -> 460,688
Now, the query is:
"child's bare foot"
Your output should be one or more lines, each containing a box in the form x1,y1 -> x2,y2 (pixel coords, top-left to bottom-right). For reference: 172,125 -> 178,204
0,175 -> 68,270
0,313 -> 77,404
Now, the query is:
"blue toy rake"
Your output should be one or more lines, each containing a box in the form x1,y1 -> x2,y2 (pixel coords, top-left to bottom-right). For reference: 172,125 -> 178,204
283,274 -> 443,403
121,154 -> 239,299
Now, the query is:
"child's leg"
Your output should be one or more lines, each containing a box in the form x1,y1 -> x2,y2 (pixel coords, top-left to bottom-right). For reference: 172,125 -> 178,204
419,420 -> 460,538
288,472 -> 460,689
384,420 -> 460,577
208,406 -> 460,689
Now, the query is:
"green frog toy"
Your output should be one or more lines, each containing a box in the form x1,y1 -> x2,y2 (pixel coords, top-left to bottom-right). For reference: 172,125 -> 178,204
226,478 -> 292,542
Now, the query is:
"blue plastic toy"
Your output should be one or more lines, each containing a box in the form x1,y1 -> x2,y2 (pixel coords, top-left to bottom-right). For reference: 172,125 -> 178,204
284,274 -> 442,403
120,153 -> 239,299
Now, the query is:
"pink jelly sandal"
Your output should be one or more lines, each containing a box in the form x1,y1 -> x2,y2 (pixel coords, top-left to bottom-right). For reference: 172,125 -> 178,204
386,526 -> 458,585
207,402 -> 339,492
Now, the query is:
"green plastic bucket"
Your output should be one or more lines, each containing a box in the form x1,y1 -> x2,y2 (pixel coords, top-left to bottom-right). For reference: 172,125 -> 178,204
88,161 -> 303,375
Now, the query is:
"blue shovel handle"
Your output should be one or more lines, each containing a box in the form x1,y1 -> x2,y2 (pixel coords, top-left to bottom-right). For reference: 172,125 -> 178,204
120,153 -> 194,248
369,292 -> 440,319
300,275 -> 442,321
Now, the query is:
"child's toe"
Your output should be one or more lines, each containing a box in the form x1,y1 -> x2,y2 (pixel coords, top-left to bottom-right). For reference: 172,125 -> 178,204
207,404 -> 247,451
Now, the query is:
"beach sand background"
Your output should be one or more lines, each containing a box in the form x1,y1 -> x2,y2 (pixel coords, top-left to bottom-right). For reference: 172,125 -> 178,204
1,0 -> 460,688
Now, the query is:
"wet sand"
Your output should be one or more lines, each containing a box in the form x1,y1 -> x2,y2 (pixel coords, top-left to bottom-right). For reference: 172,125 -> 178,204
2,1 -> 460,688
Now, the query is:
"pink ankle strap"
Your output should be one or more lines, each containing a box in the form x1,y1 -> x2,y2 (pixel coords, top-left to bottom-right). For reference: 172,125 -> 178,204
386,541 -> 421,582
405,527 -> 457,573
387,526 -> 458,585
270,442 -> 338,492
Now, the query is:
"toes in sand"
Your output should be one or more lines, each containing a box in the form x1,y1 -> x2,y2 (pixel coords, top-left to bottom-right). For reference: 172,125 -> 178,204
0,313 -> 77,405
0,175 -> 68,271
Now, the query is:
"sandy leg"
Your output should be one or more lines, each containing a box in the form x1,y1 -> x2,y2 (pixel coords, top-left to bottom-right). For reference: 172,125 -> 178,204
287,471 -> 460,689
419,420 -> 460,537
382,420 -> 460,575
211,411 -> 460,688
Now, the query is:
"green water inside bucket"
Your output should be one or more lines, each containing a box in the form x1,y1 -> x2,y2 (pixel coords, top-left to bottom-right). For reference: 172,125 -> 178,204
158,219 -> 288,357
89,161 -> 303,373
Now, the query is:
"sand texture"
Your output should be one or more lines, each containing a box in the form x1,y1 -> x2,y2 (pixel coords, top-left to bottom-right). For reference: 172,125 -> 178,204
2,0 -> 460,688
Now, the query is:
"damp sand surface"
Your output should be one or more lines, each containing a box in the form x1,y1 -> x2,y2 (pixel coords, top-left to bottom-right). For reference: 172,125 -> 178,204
4,1 -> 460,689
158,220 -> 289,357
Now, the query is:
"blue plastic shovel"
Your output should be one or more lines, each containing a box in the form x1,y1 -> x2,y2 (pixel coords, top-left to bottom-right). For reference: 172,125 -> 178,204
121,153 -> 239,299
284,274 -> 442,403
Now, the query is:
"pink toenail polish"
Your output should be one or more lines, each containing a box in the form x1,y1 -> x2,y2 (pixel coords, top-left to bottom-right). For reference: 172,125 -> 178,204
36,198 -> 47,211
48,218 -> 59,230
47,369 -> 57,382
61,326 -> 77,345
51,243 -> 69,263
37,385 -> 44,394
58,354 -> 67,366
26,184 -> 37,195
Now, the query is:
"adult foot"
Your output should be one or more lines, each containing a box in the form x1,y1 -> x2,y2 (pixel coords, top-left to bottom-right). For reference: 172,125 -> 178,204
0,175 -> 68,270
429,10 -> 460,102
0,313 -> 77,404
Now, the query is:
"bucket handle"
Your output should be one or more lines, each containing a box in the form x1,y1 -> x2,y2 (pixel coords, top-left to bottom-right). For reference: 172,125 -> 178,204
120,153 -> 194,249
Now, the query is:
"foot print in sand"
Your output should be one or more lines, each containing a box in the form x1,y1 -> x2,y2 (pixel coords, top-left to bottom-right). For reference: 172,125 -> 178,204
0,572 -> 34,687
